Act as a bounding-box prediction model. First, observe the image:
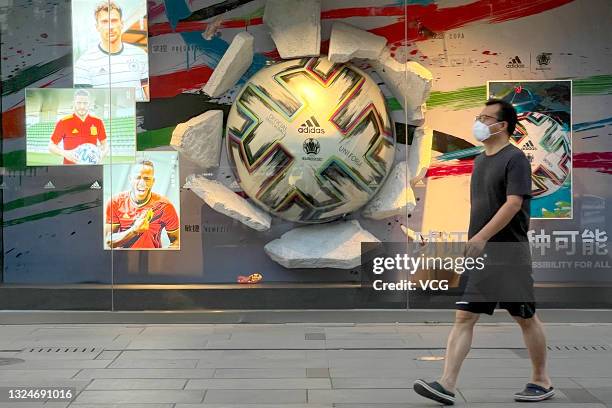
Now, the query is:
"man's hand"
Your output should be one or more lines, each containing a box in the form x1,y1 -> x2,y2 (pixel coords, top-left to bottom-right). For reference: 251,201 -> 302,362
465,235 -> 487,258
63,149 -> 79,164
130,211 -> 151,234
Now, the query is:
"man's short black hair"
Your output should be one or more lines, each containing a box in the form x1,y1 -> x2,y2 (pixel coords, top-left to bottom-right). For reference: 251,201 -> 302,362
485,98 -> 518,136
74,89 -> 90,99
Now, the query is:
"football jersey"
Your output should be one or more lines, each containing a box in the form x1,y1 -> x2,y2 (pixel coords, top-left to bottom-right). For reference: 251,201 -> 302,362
74,43 -> 148,101
106,191 -> 179,249
50,114 -> 107,164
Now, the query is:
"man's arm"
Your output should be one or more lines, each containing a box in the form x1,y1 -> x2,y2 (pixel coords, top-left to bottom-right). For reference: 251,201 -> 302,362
161,202 -> 180,249
167,229 -> 179,249
48,141 -> 79,163
141,82 -> 150,101
73,55 -> 93,87
98,140 -> 109,163
466,153 -> 532,257
105,212 -> 149,249
49,119 -> 78,163
466,195 -> 523,257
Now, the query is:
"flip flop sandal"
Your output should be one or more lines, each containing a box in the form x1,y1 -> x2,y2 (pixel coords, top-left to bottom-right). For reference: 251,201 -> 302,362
413,379 -> 456,405
237,273 -> 263,284
514,383 -> 555,402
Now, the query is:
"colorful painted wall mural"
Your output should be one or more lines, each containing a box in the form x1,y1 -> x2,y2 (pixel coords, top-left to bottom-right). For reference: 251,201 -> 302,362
1,0 -> 610,284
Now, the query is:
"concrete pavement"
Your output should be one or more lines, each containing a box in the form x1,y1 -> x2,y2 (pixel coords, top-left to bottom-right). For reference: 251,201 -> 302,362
0,318 -> 611,407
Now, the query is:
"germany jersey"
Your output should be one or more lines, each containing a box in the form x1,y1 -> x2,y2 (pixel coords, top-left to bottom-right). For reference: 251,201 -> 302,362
105,191 -> 179,249
74,43 -> 148,101
50,114 -> 107,164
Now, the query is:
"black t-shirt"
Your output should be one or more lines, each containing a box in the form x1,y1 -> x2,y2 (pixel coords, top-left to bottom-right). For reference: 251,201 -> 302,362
468,144 -> 532,242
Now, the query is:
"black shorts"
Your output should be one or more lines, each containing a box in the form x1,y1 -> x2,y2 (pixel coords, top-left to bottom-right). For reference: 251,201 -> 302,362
456,301 -> 536,318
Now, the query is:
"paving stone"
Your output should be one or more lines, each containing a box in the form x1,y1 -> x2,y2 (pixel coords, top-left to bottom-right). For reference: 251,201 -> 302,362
584,387 -> 612,403
214,368 -> 306,378
109,359 -> 198,369
0,359 -> 110,369
0,369 -> 79,380
177,405 -> 331,408
204,389 -> 307,404
460,387 -> 569,403
330,367 -> 440,378
559,387 -> 605,404
74,390 -> 205,404
70,405 -> 173,408
307,368 -> 330,378
571,378 -> 612,388
332,377 -> 414,389
95,350 -> 122,360
308,388 -> 423,403
75,368 -> 215,379
185,378 -> 331,389
86,378 -> 187,390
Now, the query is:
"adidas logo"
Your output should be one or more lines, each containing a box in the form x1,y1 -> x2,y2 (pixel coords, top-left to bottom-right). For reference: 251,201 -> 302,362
99,67 -> 107,74
44,181 -> 55,189
298,116 -> 325,134
90,181 -> 101,189
506,56 -> 525,69
521,140 -> 537,151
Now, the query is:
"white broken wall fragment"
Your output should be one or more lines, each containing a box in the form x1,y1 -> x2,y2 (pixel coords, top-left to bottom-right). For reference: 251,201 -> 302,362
202,31 -> 254,97
184,174 -> 271,231
400,225 -> 427,246
263,0 -> 321,58
362,161 -> 416,220
264,220 -> 380,269
371,49 -> 433,125
328,22 -> 386,63
408,126 -> 434,184
170,110 -> 223,171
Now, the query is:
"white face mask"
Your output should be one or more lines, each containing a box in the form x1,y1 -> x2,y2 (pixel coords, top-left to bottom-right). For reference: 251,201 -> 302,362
473,120 -> 503,142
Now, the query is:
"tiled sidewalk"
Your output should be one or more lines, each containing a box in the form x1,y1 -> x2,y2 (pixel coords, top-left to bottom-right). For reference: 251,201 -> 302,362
0,320 -> 611,407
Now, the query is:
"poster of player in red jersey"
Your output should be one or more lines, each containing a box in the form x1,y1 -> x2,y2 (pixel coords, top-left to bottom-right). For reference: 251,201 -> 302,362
103,152 -> 180,250
25,88 -> 136,166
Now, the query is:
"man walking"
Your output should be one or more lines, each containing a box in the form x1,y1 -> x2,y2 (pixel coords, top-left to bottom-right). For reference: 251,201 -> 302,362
413,99 -> 554,404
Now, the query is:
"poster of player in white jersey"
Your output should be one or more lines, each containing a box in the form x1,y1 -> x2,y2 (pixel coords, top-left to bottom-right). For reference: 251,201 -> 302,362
72,0 -> 150,102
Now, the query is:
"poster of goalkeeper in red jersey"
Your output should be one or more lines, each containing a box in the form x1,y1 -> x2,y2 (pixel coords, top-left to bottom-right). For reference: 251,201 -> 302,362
104,152 -> 180,250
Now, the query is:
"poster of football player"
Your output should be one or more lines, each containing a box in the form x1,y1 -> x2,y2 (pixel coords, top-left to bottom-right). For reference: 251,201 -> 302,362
488,80 -> 572,219
72,0 -> 150,102
25,88 -> 136,166
103,151 -> 180,250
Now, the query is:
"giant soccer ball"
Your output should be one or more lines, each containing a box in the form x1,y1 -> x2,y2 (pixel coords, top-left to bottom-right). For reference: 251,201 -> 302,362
511,111 -> 571,198
226,57 -> 395,223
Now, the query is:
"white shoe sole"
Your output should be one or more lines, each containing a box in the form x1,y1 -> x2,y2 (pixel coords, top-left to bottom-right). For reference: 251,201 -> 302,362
414,379 -> 456,405
514,389 -> 555,401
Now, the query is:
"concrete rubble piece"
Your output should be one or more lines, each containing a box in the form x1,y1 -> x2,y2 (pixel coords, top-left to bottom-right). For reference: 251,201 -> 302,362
328,22 -> 386,63
202,31 -> 254,97
184,174 -> 271,231
171,110 -> 224,170
371,49 -> 433,125
263,0 -> 321,58
362,161 -> 416,220
264,220 -> 380,269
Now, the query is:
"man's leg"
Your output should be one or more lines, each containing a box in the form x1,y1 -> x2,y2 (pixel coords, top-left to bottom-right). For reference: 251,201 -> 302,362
438,309 -> 481,392
512,313 -> 552,389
